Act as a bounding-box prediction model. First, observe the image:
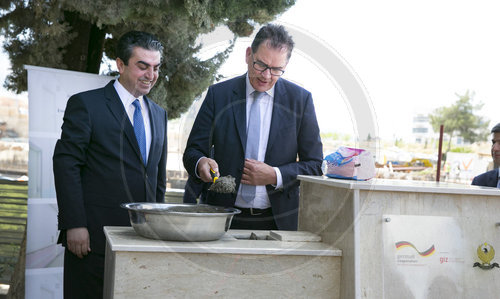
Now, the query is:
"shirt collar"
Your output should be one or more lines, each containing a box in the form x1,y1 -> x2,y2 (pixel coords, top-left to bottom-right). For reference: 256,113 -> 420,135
245,74 -> 275,99
113,79 -> 143,107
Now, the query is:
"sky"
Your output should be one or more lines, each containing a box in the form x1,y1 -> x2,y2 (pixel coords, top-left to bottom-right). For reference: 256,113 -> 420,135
2,0 -> 500,141
274,0 -> 500,140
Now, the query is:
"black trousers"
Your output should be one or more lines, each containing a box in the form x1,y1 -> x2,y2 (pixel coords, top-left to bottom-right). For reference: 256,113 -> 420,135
230,207 -> 278,230
63,248 -> 105,299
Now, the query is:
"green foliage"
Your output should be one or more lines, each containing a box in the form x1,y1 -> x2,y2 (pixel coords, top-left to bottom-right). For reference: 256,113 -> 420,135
429,90 -> 490,152
0,0 -> 295,118
449,146 -> 473,153
394,138 -> 404,147
320,132 -> 336,139
320,132 -> 352,142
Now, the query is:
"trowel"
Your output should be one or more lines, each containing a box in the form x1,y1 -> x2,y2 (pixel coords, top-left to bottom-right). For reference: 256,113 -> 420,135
209,168 -> 236,193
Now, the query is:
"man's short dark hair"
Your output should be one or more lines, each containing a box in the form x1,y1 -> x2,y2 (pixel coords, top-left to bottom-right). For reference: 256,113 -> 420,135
251,24 -> 294,60
116,31 -> 163,65
491,123 -> 500,133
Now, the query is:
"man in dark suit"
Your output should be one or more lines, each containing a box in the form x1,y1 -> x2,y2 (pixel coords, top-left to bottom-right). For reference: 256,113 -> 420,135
183,24 -> 323,230
53,31 -> 167,298
472,123 -> 500,187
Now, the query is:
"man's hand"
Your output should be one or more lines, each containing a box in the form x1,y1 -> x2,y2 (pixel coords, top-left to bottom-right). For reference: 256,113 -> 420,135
197,157 -> 219,183
240,159 -> 277,186
66,227 -> 91,259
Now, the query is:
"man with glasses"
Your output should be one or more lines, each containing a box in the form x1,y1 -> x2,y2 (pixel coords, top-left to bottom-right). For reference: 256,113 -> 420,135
472,123 -> 500,187
183,24 -> 323,230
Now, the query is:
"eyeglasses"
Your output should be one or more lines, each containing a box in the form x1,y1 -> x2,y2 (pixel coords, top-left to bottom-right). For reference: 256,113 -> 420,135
252,56 -> 285,76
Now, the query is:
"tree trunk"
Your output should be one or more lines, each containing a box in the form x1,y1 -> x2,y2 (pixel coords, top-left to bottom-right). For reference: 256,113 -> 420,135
86,24 -> 106,73
61,11 -> 105,74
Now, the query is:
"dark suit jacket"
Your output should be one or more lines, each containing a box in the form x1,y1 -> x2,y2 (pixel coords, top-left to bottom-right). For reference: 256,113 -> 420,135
471,169 -> 498,187
53,80 -> 167,254
183,74 -> 323,230
183,175 -> 208,204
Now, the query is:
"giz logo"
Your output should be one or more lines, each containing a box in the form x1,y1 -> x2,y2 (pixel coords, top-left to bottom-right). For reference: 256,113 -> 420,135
440,257 -> 448,264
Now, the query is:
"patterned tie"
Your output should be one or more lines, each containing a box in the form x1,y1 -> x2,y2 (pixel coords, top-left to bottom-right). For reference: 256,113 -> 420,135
241,91 -> 264,203
132,99 -> 147,165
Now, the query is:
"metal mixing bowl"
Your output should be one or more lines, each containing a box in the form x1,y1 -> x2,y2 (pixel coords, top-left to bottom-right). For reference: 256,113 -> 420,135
121,203 -> 241,241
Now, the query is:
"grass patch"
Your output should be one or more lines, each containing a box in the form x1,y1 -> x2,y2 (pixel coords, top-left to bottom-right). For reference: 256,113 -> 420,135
0,224 -> 25,232
0,180 -> 27,284
0,185 -> 28,199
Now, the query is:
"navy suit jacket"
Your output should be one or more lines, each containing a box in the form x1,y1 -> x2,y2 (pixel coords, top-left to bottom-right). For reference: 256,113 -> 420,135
53,80 -> 168,254
471,169 -> 498,187
183,74 -> 323,230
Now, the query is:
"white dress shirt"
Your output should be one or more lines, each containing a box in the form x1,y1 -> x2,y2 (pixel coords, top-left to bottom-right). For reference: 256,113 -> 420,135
233,75 -> 283,209
113,80 -> 152,162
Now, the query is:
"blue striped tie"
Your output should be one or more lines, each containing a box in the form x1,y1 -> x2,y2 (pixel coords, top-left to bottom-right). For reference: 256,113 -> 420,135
241,91 -> 264,203
132,99 -> 147,165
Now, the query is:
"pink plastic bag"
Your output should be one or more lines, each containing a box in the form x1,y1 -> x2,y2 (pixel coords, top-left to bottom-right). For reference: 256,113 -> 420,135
324,146 -> 375,180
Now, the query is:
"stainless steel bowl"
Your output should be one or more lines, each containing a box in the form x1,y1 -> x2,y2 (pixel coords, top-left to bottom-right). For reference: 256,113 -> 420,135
121,203 -> 241,241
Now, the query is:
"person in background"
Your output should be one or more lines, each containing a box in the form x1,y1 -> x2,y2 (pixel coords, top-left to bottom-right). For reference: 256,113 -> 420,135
53,31 -> 167,298
472,122 -> 500,187
183,23 -> 323,230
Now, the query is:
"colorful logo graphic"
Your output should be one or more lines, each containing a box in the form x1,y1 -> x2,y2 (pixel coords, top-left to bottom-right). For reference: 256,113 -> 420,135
473,242 -> 499,270
395,241 -> 435,257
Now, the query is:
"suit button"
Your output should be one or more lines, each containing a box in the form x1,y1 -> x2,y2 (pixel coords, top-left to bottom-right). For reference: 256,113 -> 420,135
145,174 -> 148,179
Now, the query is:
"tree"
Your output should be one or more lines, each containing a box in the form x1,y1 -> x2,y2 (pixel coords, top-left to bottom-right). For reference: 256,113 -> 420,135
429,90 -> 490,154
0,0 -> 295,119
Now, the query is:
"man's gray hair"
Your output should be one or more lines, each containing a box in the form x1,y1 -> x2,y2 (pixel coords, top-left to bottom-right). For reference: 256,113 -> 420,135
251,24 -> 294,60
